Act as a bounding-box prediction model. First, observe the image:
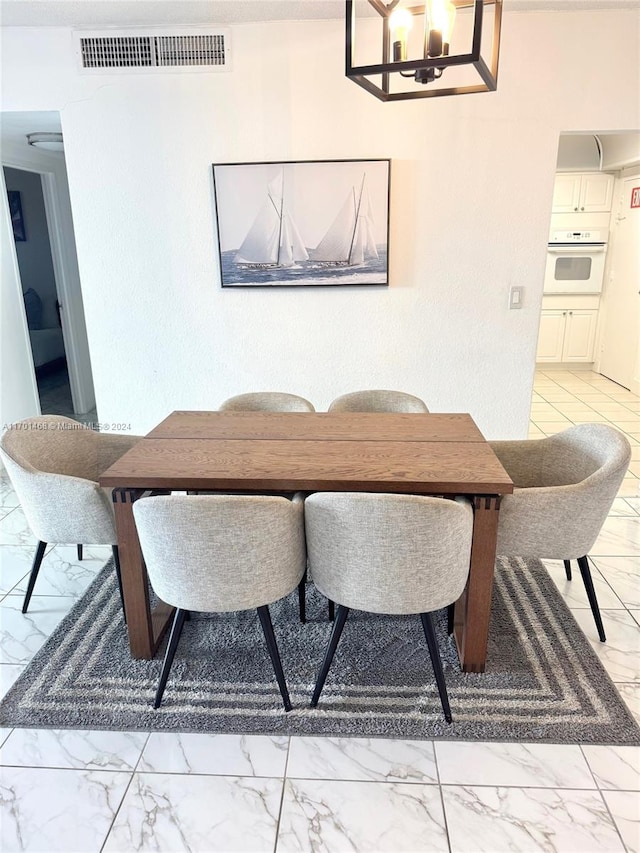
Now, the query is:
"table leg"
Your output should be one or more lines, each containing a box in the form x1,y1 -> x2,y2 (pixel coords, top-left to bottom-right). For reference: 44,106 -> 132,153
112,488 -> 174,660
453,495 -> 501,673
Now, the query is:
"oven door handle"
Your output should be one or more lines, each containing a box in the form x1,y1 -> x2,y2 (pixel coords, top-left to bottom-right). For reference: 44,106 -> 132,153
547,245 -> 606,254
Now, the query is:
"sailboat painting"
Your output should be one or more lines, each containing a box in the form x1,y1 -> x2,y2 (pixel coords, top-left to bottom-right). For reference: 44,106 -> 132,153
212,159 -> 390,287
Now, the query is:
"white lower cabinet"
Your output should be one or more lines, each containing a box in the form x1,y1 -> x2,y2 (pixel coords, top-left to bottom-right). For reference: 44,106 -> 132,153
537,305 -> 598,363
537,310 -> 566,362
563,310 -> 598,361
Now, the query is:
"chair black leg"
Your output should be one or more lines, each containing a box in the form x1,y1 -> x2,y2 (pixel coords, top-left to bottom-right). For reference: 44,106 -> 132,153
153,607 -> 187,709
447,603 -> 455,635
311,605 -> 349,708
77,544 -> 83,561
111,546 -> 127,624
257,605 -> 292,712
563,559 -> 572,581
22,540 -> 47,613
328,599 -> 335,622
577,555 -> 606,642
420,612 -> 453,724
298,569 -> 307,624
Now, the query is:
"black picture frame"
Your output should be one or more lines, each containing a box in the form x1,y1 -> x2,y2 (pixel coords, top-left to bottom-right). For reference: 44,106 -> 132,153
212,158 -> 391,288
8,191 -> 26,242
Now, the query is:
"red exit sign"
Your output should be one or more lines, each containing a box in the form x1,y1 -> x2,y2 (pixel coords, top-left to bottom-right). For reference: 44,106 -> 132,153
631,187 -> 640,208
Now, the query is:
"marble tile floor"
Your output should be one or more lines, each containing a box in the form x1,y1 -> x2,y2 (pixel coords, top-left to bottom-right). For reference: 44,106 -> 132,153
0,370 -> 638,851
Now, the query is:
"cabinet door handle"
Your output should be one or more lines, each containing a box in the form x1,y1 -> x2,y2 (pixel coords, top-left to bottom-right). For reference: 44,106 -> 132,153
581,207 -> 585,211
574,207 -> 578,211
569,311 -> 573,315
563,311 -> 567,316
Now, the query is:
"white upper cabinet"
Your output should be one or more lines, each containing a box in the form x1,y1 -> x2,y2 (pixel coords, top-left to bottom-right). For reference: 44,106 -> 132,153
552,174 -> 581,213
579,173 -> 615,212
552,172 -> 614,213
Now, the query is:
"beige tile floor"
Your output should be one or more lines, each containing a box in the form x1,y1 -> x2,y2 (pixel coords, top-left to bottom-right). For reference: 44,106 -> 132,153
0,374 -> 639,852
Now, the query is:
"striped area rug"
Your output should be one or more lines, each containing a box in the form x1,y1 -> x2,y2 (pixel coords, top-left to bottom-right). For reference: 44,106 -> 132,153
1,557 -> 639,744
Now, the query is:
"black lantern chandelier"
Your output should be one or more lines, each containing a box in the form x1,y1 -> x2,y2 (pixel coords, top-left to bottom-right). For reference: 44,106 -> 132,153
346,0 -> 503,102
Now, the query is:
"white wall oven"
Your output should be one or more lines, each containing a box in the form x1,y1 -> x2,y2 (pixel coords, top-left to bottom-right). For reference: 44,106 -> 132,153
544,214 -> 609,294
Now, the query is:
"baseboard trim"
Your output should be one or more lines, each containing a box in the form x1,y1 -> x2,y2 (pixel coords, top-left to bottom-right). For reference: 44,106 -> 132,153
535,363 -> 596,372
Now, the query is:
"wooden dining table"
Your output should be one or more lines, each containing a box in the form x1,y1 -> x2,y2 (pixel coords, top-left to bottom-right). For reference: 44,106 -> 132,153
99,411 -> 513,672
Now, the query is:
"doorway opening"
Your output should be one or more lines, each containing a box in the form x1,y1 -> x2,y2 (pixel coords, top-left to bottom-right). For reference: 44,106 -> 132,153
535,131 -> 640,394
4,165 -> 83,418
2,111 -> 96,425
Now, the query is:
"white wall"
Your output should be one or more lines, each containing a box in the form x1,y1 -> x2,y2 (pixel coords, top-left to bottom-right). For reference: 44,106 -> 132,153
1,11 -> 639,437
603,134 -> 640,170
556,135 -> 601,171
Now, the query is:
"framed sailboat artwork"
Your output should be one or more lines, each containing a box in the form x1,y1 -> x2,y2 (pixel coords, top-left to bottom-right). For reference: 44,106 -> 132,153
212,159 -> 390,287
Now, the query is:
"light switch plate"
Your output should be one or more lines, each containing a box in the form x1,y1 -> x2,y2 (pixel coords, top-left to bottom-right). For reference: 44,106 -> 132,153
509,286 -> 524,309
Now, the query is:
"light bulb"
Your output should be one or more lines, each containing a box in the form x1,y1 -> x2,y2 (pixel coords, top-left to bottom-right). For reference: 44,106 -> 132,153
389,6 -> 414,62
424,0 -> 457,57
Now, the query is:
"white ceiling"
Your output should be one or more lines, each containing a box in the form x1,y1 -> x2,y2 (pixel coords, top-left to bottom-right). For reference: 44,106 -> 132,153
4,1 -> 340,27
1,0 -> 639,28
1,111 -> 62,153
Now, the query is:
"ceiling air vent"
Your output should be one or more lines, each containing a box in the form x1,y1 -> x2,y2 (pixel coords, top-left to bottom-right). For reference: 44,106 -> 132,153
73,28 -> 231,73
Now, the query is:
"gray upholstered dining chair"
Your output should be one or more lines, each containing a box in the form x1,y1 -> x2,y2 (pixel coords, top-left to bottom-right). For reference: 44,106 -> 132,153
0,415 -> 141,614
325,389 -> 429,619
209,393 -> 315,500
132,493 -> 307,711
304,493 -> 472,723
490,423 -> 631,643
328,390 -> 429,413
219,392 -> 315,412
